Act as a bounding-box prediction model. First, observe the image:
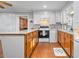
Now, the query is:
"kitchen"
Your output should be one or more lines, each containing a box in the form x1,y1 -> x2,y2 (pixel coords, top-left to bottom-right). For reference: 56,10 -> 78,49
0,1 -> 78,58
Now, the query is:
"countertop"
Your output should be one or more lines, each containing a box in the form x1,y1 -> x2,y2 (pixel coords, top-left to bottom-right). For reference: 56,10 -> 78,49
26,29 -> 38,33
0,29 -> 38,35
58,29 -> 73,35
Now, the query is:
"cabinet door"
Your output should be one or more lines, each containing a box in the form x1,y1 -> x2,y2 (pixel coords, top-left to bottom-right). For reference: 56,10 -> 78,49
32,31 -> 38,48
27,38 -> 33,57
58,31 -> 61,43
64,33 -> 71,56
32,31 -> 36,48
70,35 -> 74,57
24,35 -> 27,58
26,33 -> 33,58
58,31 -> 60,43
35,31 -> 39,44
61,32 -> 64,47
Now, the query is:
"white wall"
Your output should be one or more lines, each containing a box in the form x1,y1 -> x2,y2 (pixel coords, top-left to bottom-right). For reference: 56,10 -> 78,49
0,12 -> 33,58
55,11 -> 61,23
13,12 -> 33,32
33,11 -> 59,43
0,13 -> 18,32
0,12 -> 33,33
61,2 -> 73,25
33,11 -> 56,24
73,1 -> 79,58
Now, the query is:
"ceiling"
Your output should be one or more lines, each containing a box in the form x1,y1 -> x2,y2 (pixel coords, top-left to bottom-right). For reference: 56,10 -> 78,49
0,1 -> 71,12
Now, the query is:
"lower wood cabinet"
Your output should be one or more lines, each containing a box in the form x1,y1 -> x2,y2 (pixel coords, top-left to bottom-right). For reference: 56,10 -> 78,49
61,32 -> 65,48
32,31 -> 39,49
70,35 -> 74,57
24,30 -> 39,58
64,33 -> 71,56
58,31 -> 73,57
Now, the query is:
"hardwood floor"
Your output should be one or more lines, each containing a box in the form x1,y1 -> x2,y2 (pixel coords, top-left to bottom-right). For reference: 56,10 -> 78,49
31,42 -> 69,58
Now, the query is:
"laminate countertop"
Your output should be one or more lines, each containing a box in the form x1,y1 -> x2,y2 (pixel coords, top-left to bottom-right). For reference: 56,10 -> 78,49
58,29 -> 73,35
0,29 -> 38,35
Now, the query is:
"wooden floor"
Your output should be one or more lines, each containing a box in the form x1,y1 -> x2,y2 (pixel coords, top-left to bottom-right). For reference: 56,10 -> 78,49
31,43 -> 68,58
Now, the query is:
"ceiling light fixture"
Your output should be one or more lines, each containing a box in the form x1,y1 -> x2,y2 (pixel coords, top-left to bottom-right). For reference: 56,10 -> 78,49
70,11 -> 74,15
0,1 -> 12,9
43,5 -> 47,8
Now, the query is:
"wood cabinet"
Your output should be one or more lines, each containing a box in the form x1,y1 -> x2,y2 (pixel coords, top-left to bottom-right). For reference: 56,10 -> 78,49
58,31 -> 73,57
25,30 -> 39,58
58,31 -> 64,47
64,33 -> 71,56
32,31 -> 39,49
70,35 -> 74,57
58,31 -> 61,43
26,33 -> 33,58
61,32 -> 65,48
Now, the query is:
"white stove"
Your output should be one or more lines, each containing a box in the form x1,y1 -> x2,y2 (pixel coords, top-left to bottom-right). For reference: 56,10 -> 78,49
39,28 -> 49,42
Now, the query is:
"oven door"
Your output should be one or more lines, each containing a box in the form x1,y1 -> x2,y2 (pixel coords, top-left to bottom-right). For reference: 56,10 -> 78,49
39,30 -> 49,38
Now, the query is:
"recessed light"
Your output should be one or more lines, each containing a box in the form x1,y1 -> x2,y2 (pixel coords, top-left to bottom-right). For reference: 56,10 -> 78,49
43,5 -> 47,8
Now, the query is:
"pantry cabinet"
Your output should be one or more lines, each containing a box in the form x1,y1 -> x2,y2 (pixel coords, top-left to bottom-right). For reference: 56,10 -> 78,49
58,31 -> 73,57
25,30 -> 39,58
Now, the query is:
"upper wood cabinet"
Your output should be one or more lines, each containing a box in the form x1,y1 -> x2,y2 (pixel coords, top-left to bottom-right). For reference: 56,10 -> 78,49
58,31 -> 73,57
